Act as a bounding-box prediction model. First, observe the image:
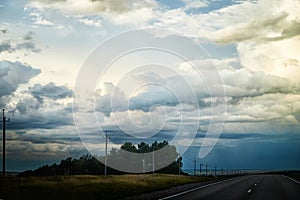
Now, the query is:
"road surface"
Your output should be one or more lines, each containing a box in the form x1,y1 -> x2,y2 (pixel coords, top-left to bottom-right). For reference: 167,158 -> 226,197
159,175 -> 300,200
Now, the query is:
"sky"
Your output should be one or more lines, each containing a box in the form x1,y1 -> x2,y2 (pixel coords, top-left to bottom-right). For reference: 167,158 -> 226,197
0,0 -> 300,172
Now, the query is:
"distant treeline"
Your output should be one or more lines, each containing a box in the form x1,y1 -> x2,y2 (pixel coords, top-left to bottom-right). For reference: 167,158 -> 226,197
20,141 -> 185,176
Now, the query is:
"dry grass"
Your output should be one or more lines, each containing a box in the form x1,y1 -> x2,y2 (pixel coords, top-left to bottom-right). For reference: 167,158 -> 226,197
0,174 -> 213,200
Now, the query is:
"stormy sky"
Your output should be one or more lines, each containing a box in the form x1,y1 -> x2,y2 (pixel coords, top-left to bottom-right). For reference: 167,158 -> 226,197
0,0 -> 300,172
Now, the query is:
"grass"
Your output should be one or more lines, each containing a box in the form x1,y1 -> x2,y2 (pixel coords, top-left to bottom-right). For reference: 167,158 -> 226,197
0,174 -> 214,200
284,172 -> 300,182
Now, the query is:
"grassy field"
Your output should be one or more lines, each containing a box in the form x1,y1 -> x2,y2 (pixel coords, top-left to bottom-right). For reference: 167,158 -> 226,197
0,174 -> 214,200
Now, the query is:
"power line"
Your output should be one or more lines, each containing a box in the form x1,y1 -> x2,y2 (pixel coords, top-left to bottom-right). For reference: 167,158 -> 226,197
0,109 -> 10,177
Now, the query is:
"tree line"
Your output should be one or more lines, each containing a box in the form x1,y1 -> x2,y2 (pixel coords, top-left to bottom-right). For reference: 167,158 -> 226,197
20,140 -> 185,176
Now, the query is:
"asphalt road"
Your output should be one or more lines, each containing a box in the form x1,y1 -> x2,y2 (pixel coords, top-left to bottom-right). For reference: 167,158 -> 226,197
159,175 -> 300,200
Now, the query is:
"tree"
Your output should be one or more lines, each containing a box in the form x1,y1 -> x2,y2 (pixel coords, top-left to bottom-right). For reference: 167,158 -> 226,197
19,141 -> 183,176
112,140 -> 181,174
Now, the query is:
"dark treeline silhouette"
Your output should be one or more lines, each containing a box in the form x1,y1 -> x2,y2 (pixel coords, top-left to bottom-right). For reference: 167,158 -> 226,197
20,141 -> 185,176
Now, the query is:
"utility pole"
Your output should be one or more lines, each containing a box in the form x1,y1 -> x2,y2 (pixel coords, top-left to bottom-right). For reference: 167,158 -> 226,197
205,163 -> 208,176
178,154 -> 181,176
178,162 -> 180,176
214,165 -> 217,177
199,164 -> 203,176
104,131 -> 109,177
193,159 -> 196,176
1,109 -> 10,177
152,146 -> 155,174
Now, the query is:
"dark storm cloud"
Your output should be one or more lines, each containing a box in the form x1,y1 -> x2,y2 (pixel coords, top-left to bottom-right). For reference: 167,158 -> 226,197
0,31 -> 41,54
6,130 -> 81,145
16,102 -> 28,114
0,41 -> 13,53
15,96 -> 42,114
22,31 -> 34,40
0,29 -> 7,34
10,108 -> 74,130
29,82 -> 73,102
15,41 -> 41,53
11,117 -> 72,130
106,129 -> 175,145
7,93 -> 74,130
194,132 -> 264,140
0,60 -> 41,97
15,31 -> 41,53
218,133 -> 276,140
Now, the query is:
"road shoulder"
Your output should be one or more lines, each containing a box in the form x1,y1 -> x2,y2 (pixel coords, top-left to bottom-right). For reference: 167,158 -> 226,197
122,177 -> 233,200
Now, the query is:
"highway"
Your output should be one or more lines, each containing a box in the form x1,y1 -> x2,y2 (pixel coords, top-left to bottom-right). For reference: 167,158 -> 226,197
159,175 -> 300,200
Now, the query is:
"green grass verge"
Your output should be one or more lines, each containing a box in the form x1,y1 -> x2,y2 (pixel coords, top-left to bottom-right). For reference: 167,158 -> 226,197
0,174 -> 214,200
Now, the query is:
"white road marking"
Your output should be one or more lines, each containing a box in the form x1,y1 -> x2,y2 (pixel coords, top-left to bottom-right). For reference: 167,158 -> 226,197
254,183 -> 257,186
282,175 -> 300,185
248,189 -> 252,193
159,177 -> 239,200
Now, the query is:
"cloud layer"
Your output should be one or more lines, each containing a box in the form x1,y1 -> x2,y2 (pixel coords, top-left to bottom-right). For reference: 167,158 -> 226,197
0,60 -> 40,98
0,31 -> 41,54
1,0 -> 300,171
29,82 -> 73,102
27,0 -> 157,14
